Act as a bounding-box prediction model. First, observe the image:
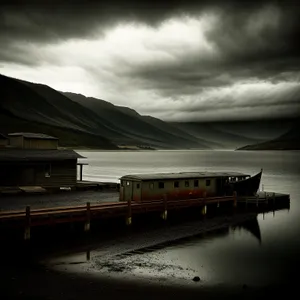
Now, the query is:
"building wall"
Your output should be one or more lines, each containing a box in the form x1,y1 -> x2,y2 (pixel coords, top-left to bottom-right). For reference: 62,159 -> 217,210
120,178 -> 217,202
23,138 -> 58,149
0,160 -> 77,188
34,160 -> 77,187
9,136 -> 24,148
0,139 -> 8,147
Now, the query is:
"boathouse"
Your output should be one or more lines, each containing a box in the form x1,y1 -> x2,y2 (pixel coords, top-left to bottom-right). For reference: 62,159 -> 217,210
0,132 -> 85,189
119,172 -> 250,202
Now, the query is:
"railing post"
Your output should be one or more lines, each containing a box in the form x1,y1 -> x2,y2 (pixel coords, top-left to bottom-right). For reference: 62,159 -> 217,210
24,206 -> 31,240
201,205 -> 207,215
201,191 -> 207,216
126,197 -> 132,225
84,202 -> 91,232
161,194 -> 168,220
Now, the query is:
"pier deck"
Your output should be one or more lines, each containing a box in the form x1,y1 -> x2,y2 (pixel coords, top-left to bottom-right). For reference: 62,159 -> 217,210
0,191 -> 290,240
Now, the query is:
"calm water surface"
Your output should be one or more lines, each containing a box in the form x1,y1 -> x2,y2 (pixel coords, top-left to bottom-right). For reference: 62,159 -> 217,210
60,150 -> 300,286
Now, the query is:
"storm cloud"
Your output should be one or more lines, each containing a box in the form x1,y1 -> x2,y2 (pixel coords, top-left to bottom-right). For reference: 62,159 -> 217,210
0,0 -> 299,121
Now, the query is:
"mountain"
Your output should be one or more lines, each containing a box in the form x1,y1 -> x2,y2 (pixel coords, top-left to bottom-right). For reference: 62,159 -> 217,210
2,73 -> 296,150
63,92 -> 211,149
170,122 -> 266,149
237,119 -> 300,150
0,74 -> 210,149
0,74 -> 119,149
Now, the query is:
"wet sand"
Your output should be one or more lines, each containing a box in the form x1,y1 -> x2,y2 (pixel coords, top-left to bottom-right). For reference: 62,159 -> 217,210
1,262 -> 294,300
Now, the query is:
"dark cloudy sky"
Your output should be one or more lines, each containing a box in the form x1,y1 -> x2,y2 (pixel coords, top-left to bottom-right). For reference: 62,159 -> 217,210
0,0 -> 299,122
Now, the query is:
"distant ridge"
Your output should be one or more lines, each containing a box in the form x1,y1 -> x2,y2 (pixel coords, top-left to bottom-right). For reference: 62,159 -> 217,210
237,118 -> 300,150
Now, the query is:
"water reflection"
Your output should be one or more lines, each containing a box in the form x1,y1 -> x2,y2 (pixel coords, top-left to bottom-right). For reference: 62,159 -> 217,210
79,205 -> 290,265
232,217 -> 261,244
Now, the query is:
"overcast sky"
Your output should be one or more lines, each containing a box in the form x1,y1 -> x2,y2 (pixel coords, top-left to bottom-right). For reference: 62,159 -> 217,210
0,0 -> 299,122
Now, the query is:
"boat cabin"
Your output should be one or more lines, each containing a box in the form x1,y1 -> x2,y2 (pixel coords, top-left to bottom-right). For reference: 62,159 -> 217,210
119,172 -> 250,202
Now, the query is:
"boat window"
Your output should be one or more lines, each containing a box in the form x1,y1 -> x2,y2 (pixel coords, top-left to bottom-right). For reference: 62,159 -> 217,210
126,181 -> 130,186
185,181 -> 189,187
158,182 -> 164,189
136,183 -> 140,189
206,179 -> 211,187
149,183 -> 154,189
174,181 -> 179,188
194,180 -> 199,187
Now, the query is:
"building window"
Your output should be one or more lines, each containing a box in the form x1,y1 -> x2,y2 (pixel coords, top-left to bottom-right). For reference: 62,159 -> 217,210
185,181 -> 189,187
174,181 -> 179,188
158,182 -> 164,189
136,183 -> 140,189
194,180 -> 199,187
206,179 -> 211,187
45,164 -> 51,177
126,181 -> 130,186
149,183 -> 154,189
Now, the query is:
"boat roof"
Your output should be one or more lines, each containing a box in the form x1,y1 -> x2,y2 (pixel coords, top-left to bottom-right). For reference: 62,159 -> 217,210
120,172 -> 250,181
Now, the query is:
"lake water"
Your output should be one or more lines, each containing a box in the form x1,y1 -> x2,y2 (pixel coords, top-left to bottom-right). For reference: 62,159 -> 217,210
53,150 -> 300,287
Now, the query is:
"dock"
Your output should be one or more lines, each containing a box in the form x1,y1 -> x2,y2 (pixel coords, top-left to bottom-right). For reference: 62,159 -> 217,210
75,181 -> 119,191
0,191 -> 290,240
237,191 -> 290,206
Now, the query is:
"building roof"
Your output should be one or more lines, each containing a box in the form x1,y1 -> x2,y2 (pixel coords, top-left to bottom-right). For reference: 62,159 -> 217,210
0,149 -> 85,161
8,132 -> 58,140
120,171 -> 250,181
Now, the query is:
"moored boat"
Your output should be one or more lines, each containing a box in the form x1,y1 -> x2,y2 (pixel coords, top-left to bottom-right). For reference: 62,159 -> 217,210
119,169 -> 263,202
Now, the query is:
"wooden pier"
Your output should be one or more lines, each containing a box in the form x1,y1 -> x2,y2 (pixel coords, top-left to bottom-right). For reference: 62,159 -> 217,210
0,191 -> 290,240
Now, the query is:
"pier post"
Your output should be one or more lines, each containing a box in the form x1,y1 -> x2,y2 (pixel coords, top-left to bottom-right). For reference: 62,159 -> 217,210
201,205 -> 207,215
233,191 -> 237,208
24,206 -> 31,240
79,164 -> 83,181
126,198 -> 132,225
84,202 -> 91,232
161,194 -> 168,220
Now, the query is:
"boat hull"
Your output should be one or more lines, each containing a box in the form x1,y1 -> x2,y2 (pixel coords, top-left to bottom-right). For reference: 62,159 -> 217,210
228,170 -> 262,196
